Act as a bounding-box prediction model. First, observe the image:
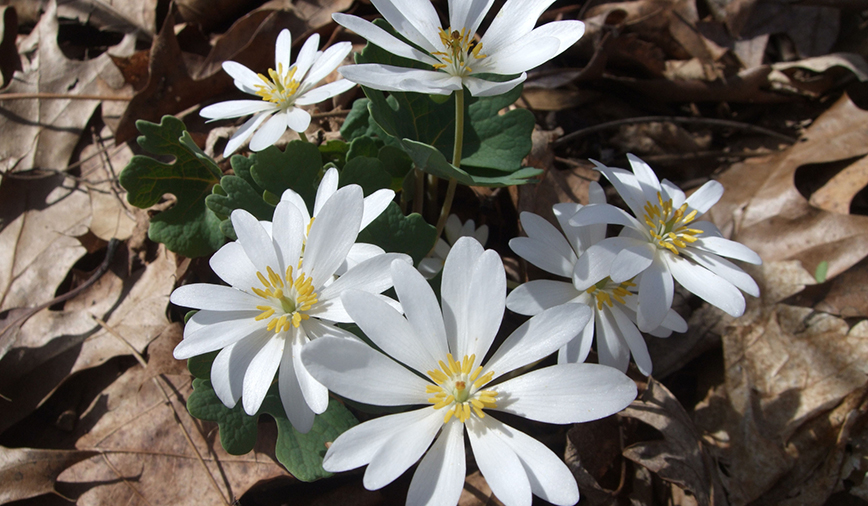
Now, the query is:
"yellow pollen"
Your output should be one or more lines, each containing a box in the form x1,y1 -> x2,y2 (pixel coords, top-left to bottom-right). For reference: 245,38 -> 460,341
255,63 -> 300,105
426,354 -> 498,424
251,265 -> 319,334
433,26 -> 487,76
642,192 -> 703,255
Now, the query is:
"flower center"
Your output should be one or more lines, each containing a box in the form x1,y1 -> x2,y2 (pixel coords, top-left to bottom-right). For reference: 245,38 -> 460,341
430,27 -> 487,76
255,63 -> 300,107
586,278 -> 636,310
643,192 -> 703,255
426,353 -> 498,424
252,265 -> 318,333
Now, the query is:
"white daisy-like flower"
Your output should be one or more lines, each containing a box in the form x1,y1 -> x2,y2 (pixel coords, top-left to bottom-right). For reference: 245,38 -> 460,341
333,0 -> 585,97
171,185 -> 410,433
301,237 -> 637,506
201,29 -> 355,157
569,154 -> 762,332
418,214 -> 488,278
280,167 -> 395,272
506,183 -> 687,375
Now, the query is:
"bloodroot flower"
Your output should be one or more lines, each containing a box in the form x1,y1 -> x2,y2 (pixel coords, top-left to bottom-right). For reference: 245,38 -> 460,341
569,154 -> 761,331
201,29 -> 355,156
171,184 -> 409,433
301,237 -> 637,506
506,183 -> 687,375
333,0 -> 585,96
418,214 -> 488,278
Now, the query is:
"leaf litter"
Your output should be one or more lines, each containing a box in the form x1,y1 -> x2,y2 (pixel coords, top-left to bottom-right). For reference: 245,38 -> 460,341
2,0 -> 868,504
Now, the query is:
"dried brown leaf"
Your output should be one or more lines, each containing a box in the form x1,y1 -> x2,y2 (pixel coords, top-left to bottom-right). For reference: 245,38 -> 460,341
80,126 -> 137,241
620,379 -> 728,506
0,0 -> 133,173
57,0 -> 157,39
0,446 -> 98,504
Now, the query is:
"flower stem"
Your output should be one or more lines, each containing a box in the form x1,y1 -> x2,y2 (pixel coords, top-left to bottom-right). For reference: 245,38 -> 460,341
434,88 -> 464,238
297,130 -> 309,142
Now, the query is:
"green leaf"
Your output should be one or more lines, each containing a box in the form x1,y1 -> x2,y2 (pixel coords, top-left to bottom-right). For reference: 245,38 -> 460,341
340,157 -> 392,196
401,140 -> 542,187
187,378 -> 357,481
187,351 -> 218,380
207,175 -> 275,222
347,136 -> 382,161
319,140 -> 349,168
358,201 -> 436,264
119,116 -> 224,258
249,141 -> 322,206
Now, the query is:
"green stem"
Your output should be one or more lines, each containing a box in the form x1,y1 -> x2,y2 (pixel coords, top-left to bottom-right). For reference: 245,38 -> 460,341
434,88 -> 464,239
297,130 -> 309,142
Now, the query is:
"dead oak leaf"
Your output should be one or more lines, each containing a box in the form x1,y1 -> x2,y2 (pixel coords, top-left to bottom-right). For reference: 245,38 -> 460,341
707,93 -> 868,282
0,446 -> 98,504
0,0 -> 133,173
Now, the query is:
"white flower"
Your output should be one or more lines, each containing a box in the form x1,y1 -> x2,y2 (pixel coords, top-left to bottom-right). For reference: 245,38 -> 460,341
332,0 -> 585,96
201,29 -> 355,157
569,154 -> 762,332
280,167 -> 395,272
418,214 -> 488,278
170,184 -> 410,433
301,237 -> 637,506
506,183 -> 687,375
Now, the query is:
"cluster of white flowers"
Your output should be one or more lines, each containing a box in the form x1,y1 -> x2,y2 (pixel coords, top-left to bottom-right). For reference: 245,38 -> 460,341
174,3 -> 762,506
508,154 -> 761,376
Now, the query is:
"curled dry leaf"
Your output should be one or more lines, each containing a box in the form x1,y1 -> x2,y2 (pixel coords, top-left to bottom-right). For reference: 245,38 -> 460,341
620,379 -> 728,506
57,0 -> 157,40
0,0 -> 133,173
0,445 -> 98,504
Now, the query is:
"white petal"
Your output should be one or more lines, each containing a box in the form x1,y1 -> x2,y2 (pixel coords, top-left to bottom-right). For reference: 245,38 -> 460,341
222,61 -> 261,94
610,304 -> 652,375
572,237 -> 641,290
485,420 -> 580,506
296,79 -> 355,106
291,329 -> 329,414
304,185 -> 364,288
174,311 -> 262,359
667,254 -> 746,317
305,42 -> 353,86
339,64 -> 462,95
441,236 -> 484,354
280,189 -> 312,223
449,0 -> 494,36
314,167 -> 340,217
444,214 -> 462,244
595,305 -> 630,373
340,289 -> 437,373
333,14 -> 439,65
559,316 -> 594,365
242,334 -> 284,414
484,303 -> 591,381
278,340 -> 315,433
211,332 -> 271,408
200,100 -> 275,120
505,280 -> 580,316
458,249 -> 506,360
369,0 -> 442,52
231,209 -> 280,273
361,189 -> 395,229
407,419 -> 465,506
249,111 -> 288,151
636,256 -> 673,332
275,29 -> 292,71
610,243 -> 655,282
569,202 -> 644,231
480,0 -> 557,54
590,161 -> 648,218
171,283 -> 261,311
319,253 -> 410,303
210,241 -> 258,290
467,416 -> 532,506
626,153 -> 663,205
493,363 -> 637,423
661,178 -> 685,207
684,248 -> 760,296
323,407 -> 437,472
463,74 -> 526,97
692,236 -> 762,264
341,243 -> 386,274
301,337 -> 430,405
271,201 -> 305,274
418,257 -> 444,279
684,179 -> 724,215
364,409 -> 443,489
223,112 -> 270,157
554,201 -> 600,255
480,36 -> 560,75
294,33 -> 321,81
284,107 -> 312,133
392,260 -> 450,360
515,211 -> 577,276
